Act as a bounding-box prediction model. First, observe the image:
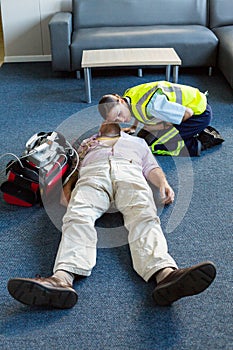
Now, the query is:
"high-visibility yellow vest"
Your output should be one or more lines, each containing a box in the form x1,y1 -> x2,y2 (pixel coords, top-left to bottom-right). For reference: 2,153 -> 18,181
123,81 -> 207,124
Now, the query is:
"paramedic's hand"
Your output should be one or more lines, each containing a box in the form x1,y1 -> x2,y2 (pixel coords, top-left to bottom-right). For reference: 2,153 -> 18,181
160,183 -> 175,205
121,126 -> 137,134
60,183 -> 72,207
122,120 -> 138,134
182,107 -> 194,121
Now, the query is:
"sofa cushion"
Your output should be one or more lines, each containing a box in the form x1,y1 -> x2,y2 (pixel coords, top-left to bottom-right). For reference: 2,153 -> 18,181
71,25 -> 218,70
209,0 -> 233,28
73,0 -> 208,29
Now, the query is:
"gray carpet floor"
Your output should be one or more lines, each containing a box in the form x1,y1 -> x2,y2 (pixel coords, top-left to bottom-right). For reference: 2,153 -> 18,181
0,63 -> 232,350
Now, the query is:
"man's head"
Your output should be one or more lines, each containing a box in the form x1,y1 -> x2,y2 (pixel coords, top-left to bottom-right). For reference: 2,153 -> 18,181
98,94 -> 132,123
98,122 -> 121,138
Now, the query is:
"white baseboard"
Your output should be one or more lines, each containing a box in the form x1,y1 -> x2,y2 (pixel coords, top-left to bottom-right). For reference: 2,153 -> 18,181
4,55 -> 52,63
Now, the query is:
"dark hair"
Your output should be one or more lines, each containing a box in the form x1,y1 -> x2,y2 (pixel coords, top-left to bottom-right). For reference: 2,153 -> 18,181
98,94 -> 121,119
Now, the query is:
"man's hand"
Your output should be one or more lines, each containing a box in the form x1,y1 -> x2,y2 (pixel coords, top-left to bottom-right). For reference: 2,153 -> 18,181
148,167 -> 175,205
60,171 -> 79,207
60,183 -> 72,207
159,183 -> 175,205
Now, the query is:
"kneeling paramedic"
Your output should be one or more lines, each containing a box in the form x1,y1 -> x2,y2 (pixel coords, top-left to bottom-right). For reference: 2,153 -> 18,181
7,122 -> 216,308
98,81 -> 224,156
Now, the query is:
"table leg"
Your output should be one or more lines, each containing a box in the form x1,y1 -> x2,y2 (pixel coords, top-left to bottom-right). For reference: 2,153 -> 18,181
166,65 -> 171,81
138,68 -> 143,77
84,67 -> 91,103
173,66 -> 179,83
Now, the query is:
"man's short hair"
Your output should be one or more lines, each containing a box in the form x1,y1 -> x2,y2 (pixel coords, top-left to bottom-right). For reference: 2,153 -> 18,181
99,122 -> 121,137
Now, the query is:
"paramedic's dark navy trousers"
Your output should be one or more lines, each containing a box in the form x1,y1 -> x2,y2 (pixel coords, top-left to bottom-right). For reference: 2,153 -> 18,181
174,104 -> 212,155
174,104 -> 212,139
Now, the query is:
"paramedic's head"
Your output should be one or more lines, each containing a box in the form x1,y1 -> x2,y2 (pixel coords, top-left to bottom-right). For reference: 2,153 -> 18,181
98,94 -> 131,123
99,122 -> 121,138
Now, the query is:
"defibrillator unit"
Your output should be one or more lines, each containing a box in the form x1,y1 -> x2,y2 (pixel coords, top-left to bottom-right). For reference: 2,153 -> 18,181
0,131 -> 77,207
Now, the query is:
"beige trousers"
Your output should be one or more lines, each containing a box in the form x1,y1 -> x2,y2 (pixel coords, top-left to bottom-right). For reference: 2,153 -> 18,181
53,157 -> 177,282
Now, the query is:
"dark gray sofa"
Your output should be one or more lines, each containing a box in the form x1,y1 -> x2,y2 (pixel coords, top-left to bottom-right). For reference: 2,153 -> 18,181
209,0 -> 233,88
49,0 -> 218,77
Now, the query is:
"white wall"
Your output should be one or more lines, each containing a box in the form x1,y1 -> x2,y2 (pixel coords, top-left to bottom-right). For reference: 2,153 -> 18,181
1,0 -> 72,62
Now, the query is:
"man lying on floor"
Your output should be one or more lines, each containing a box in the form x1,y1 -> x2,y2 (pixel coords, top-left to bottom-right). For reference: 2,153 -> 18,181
7,122 -> 216,309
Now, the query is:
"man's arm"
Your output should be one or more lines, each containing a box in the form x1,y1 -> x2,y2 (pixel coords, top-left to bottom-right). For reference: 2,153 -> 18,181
147,167 -> 175,205
60,133 -> 101,206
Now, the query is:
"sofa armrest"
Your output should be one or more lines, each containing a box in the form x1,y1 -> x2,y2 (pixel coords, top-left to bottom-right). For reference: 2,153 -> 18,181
49,12 -> 72,72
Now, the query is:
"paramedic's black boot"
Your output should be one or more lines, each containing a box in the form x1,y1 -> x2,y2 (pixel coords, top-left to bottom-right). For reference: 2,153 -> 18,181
7,276 -> 78,309
197,126 -> 224,150
152,261 -> 216,306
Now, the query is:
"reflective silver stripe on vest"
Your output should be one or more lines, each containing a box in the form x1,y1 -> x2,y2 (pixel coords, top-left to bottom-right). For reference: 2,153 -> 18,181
158,85 -> 183,104
135,85 -> 183,121
136,87 -> 158,122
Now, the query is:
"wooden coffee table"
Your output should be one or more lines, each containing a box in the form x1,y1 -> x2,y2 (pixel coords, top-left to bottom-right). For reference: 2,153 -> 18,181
81,48 -> 181,103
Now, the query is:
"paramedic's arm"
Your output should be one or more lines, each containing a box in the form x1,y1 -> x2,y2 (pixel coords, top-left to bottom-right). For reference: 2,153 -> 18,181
147,93 -> 194,124
60,171 -> 79,207
147,167 -> 175,205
